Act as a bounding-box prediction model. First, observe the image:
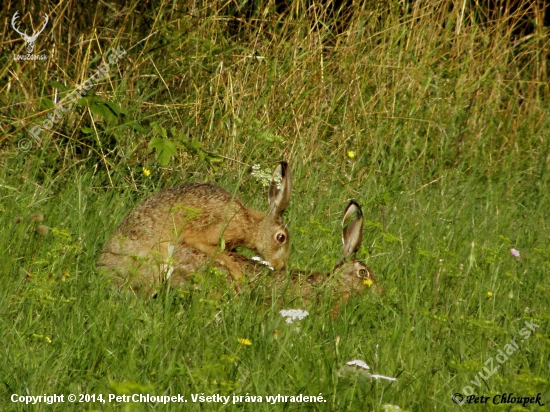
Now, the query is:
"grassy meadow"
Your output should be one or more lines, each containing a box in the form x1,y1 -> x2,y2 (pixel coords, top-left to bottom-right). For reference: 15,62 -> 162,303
1,0 -> 549,410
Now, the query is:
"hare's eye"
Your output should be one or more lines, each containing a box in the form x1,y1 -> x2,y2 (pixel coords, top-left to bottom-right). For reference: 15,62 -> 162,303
359,269 -> 366,277
276,233 -> 286,243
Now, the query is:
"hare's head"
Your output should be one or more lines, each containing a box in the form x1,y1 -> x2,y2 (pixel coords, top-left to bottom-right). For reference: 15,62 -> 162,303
334,260 -> 377,292
333,200 -> 377,292
257,161 -> 292,271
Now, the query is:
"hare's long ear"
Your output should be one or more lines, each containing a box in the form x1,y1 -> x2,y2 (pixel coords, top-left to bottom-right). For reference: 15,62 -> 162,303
267,161 -> 291,216
341,199 -> 363,259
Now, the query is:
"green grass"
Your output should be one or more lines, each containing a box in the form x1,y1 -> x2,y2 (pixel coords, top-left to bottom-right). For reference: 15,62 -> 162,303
1,0 -> 550,410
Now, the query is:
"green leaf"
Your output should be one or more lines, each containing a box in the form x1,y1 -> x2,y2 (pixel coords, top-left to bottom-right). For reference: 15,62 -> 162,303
190,138 -> 202,150
149,137 -> 178,166
77,96 -> 95,107
88,53 -> 102,66
39,97 -> 55,110
207,155 -> 223,165
49,81 -> 69,92
206,154 -> 224,171
150,121 -> 167,138
130,122 -> 146,133
81,127 -> 94,134
90,103 -> 106,118
257,130 -> 284,143
105,101 -> 122,116
91,96 -> 107,104
90,102 -> 117,123
383,232 -> 402,243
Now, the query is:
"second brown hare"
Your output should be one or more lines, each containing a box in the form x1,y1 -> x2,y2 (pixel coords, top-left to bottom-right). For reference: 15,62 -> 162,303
97,161 -> 291,292
268,199 -> 378,316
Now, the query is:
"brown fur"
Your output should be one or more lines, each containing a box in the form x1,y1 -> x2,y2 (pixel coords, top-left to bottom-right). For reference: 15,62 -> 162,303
162,245 -> 378,318
164,199 -> 380,317
97,162 -> 291,290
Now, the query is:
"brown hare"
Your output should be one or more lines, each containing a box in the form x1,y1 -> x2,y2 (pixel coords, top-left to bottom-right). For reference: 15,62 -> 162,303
265,199 -> 378,316
169,199 -> 378,316
97,161 -> 291,292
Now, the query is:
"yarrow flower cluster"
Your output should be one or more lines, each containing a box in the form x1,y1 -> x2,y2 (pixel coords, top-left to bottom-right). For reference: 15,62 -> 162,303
339,359 -> 397,382
279,309 -> 309,324
251,164 -> 283,189
383,405 -> 403,412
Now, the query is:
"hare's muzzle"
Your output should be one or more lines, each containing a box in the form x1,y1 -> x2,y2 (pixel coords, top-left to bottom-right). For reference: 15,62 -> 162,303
268,257 -> 286,271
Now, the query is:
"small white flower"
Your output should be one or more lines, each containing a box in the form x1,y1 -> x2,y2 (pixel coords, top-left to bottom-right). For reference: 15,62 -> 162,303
280,309 -> 309,323
346,360 -> 370,370
251,256 -> 262,261
383,405 -> 402,412
510,248 -> 520,258
341,360 -> 397,382
251,165 -> 281,188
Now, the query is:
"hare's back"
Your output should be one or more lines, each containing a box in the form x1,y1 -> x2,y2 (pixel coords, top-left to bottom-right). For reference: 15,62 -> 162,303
114,183 -> 243,238
166,183 -> 245,211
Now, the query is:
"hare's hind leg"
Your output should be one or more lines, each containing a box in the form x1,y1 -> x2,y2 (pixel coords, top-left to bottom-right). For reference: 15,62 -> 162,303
175,240 -> 245,284
96,251 -> 164,296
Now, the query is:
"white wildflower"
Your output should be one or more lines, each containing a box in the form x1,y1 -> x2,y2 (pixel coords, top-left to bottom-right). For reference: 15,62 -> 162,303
339,359 -> 397,382
280,309 -> 309,323
383,405 -> 402,412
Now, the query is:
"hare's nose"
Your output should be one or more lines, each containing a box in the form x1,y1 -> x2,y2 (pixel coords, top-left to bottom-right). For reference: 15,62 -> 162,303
270,258 -> 285,270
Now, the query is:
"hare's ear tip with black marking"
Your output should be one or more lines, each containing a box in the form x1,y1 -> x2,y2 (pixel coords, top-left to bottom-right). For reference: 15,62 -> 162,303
276,161 -> 291,183
343,199 -> 363,220
272,160 -> 289,174
268,160 -> 292,216
341,199 -> 363,257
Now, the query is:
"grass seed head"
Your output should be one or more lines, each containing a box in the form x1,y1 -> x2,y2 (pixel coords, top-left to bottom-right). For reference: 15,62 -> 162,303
36,225 -> 49,236
31,213 -> 44,222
